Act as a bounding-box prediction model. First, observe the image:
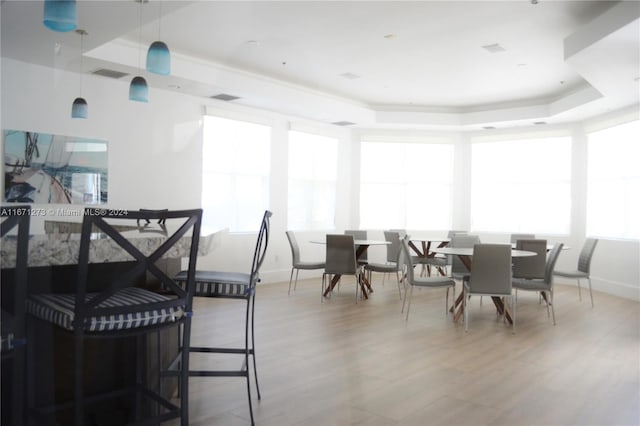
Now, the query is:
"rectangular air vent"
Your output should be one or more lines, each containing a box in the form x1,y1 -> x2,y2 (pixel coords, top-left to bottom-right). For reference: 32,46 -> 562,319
210,93 -> 241,101
332,121 -> 356,126
482,43 -> 506,53
90,68 -> 129,79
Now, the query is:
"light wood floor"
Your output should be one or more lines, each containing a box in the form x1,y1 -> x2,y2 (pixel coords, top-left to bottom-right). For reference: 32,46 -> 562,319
176,275 -> 639,426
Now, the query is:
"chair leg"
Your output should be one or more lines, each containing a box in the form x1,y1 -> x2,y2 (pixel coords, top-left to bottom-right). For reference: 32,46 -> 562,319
576,278 -> 583,301
294,270 -> 300,293
587,278 -> 594,307
464,291 -> 469,332
549,290 -> 556,326
288,268 -> 295,295
74,329 -> 84,426
250,296 -> 261,400
244,299 -> 255,426
405,286 -> 414,321
511,295 -> 516,334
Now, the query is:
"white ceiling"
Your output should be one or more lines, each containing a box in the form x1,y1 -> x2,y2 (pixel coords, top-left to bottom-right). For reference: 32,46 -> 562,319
2,0 -> 639,129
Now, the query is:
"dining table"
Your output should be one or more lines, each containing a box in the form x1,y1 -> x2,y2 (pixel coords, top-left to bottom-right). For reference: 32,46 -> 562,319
430,246 -> 537,323
312,238 -> 390,300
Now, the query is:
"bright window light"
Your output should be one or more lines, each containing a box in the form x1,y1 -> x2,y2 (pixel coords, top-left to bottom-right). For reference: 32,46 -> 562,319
202,115 -> 271,232
360,141 -> 454,229
288,130 -> 338,230
471,136 -> 571,234
587,120 -> 640,240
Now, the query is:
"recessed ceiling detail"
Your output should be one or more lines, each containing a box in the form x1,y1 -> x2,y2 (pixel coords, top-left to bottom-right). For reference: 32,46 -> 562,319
482,43 -> 506,53
340,72 -> 361,80
332,121 -> 356,126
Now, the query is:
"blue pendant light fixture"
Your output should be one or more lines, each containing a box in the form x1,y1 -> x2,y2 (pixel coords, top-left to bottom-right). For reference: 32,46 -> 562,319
146,1 -> 170,75
129,76 -> 149,103
71,29 -> 88,118
43,0 -> 77,32
129,0 -> 149,102
146,41 -> 170,75
71,97 -> 88,118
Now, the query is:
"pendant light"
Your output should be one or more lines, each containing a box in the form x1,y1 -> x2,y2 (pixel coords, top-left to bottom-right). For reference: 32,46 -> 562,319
146,1 -> 170,75
43,0 -> 77,32
71,29 -> 88,119
129,0 -> 148,103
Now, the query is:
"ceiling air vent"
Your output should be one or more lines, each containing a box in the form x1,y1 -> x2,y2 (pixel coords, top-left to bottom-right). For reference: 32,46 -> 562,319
332,121 -> 356,126
90,68 -> 129,79
533,121 -> 547,125
210,93 -> 241,101
481,43 -> 506,53
482,126 -> 496,130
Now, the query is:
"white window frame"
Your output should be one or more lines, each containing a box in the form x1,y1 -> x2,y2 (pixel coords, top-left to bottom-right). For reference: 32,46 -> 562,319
586,119 -> 640,240
470,135 -> 572,235
201,115 -> 271,232
360,140 -> 454,230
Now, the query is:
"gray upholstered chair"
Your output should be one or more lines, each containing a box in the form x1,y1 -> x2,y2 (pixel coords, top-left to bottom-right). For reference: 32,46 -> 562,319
323,234 -> 362,302
400,236 -> 456,320
510,233 -> 536,243
344,229 -> 368,265
463,244 -> 515,333
553,238 -> 598,307
364,231 -> 403,298
449,234 -> 481,281
513,243 -> 564,325
285,230 -> 325,295
512,239 -> 547,280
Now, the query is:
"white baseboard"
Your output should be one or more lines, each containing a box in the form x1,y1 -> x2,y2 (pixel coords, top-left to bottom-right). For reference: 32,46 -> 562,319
556,277 -> 640,302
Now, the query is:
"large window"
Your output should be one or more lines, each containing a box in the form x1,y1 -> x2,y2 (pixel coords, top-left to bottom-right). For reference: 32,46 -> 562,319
360,141 -> 454,229
288,130 -> 338,230
202,115 -> 271,232
470,136 -> 571,234
587,120 -> 640,239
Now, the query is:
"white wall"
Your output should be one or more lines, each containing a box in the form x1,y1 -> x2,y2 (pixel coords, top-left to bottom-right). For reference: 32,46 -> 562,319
2,58 -> 638,301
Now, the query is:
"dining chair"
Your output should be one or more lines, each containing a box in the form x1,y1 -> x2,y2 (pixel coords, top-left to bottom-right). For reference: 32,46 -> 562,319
323,234 -> 362,303
510,233 -> 536,243
174,210 -> 272,426
344,230 -> 368,265
26,208 -> 202,426
363,230 -> 403,298
420,229 -> 467,276
285,230 -> 325,295
553,238 -> 598,307
400,235 -> 456,320
449,234 -> 481,281
463,244 -> 515,333
512,239 -> 547,280
513,243 -> 564,326
1,206 -> 30,426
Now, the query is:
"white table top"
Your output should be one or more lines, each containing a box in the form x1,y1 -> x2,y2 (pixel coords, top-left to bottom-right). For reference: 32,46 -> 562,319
431,247 -> 537,257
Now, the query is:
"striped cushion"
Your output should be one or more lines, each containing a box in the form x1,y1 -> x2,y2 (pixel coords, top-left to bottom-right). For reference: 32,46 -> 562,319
26,287 -> 184,332
174,270 -> 252,297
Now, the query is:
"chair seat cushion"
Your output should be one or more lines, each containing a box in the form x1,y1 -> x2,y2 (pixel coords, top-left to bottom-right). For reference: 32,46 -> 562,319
26,287 -> 184,332
512,278 -> 549,291
294,261 -> 325,270
553,270 -> 588,279
364,262 -> 398,273
413,277 -> 455,288
175,270 -> 252,297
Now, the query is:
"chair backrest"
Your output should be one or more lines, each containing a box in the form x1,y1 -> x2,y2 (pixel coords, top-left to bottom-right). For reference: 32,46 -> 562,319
285,230 -> 301,265
325,234 -> 358,275
450,234 -> 480,274
400,235 -> 417,284
389,229 -> 407,238
578,238 -> 598,274
74,208 -> 202,330
544,243 -> 565,285
1,205 -> 31,346
513,239 -> 547,279
510,233 -> 536,243
345,230 -> 367,261
383,230 -> 402,263
447,230 -> 467,238
468,244 -> 512,295
250,210 -> 273,289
